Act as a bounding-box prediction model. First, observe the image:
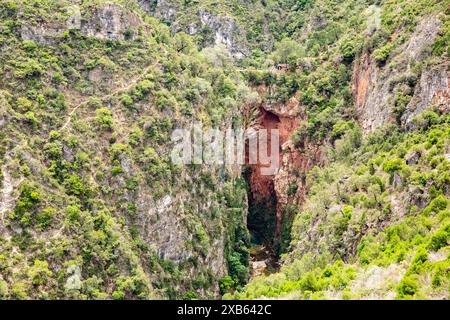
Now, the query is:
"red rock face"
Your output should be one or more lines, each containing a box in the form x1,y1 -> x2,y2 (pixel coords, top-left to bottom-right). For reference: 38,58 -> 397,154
246,107 -> 280,202
352,53 -> 373,111
246,92 -> 322,242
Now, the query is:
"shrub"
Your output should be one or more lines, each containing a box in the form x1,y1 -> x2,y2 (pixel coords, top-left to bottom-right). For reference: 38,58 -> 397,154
36,207 -> 55,230
121,94 -> 133,107
340,37 -> 360,61
428,224 -> 450,251
382,158 -> 403,174
219,276 -> 235,295
12,58 -> 43,78
299,272 -> 320,292
227,252 -> 249,286
11,281 -> 28,300
95,107 -> 113,129
373,43 -> 394,64
397,275 -> 418,298
63,174 -> 86,197
28,260 -> 52,285
13,182 -> 40,226
423,195 -> 448,215
0,278 -> 8,298
65,206 -> 82,226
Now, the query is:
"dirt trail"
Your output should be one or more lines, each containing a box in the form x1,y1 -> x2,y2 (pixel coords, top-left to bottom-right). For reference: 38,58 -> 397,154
60,63 -> 159,131
1,62 -> 162,224
0,161 -> 14,225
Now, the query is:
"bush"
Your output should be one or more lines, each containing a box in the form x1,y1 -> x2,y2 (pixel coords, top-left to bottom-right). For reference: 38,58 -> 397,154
397,275 -> 418,298
423,195 -> 448,215
95,107 -> 113,129
373,43 -> 394,64
382,158 -> 403,174
219,276 -> 235,295
11,281 -> 28,300
299,272 -> 321,292
12,58 -> 43,78
13,182 -> 41,226
227,252 -> 249,286
65,206 -> 82,226
63,174 -> 86,197
36,207 -> 55,230
28,260 -> 52,285
428,224 -> 450,251
121,94 -> 133,108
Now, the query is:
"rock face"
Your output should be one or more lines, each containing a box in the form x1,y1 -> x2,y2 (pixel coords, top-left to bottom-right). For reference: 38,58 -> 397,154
352,52 -> 387,132
0,93 -> 9,129
246,88 -> 322,243
81,3 -> 142,40
138,0 -> 177,21
352,15 -> 443,133
20,3 -> 142,43
405,151 -> 421,165
20,24 -> 64,45
197,9 -> 249,59
402,63 -> 449,126
138,1 -> 249,58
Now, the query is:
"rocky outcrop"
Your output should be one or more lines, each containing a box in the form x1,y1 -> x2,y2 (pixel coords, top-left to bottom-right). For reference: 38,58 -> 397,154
247,89 -> 322,243
0,92 -> 9,129
81,3 -> 142,40
20,24 -> 65,45
138,1 -> 249,58
138,0 -> 177,21
197,9 -> 249,59
0,164 -> 14,224
352,52 -> 387,132
20,3 -> 142,43
352,15 -> 443,133
402,63 -> 449,126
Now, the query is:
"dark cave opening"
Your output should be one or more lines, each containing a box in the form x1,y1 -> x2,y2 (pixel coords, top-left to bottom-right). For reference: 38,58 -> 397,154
242,108 -> 283,273
243,168 -> 278,246
243,166 -> 280,274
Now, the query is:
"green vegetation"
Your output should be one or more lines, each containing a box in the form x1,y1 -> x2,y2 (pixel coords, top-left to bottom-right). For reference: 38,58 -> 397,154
0,0 -> 250,299
230,111 -> 450,300
0,0 -> 448,300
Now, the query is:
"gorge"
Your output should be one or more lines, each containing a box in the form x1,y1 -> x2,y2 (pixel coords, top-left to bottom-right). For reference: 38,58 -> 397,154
0,0 -> 448,300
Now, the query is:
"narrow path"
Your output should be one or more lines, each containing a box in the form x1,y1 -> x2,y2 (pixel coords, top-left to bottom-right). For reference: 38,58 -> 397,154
59,63 -> 159,131
0,160 -> 14,225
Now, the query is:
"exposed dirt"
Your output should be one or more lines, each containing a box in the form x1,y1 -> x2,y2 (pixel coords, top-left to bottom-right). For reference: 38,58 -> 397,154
0,161 -> 14,225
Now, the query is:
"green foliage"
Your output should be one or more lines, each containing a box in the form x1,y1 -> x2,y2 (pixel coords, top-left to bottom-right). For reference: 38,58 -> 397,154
65,205 -> 82,226
397,275 -> 419,298
36,207 -> 56,230
95,107 -> 113,129
271,38 -> 305,68
219,276 -> 235,295
383,158 -> 403,174
12,58 -> 44,78
12,182 -> 41,227
428,224 -> 450,251
0,0 -> 447,301
373,43 -> 394,64
28,260 -> 52,286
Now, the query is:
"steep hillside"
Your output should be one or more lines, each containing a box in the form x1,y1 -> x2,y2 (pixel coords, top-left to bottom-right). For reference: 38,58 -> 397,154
225,0 -> 450,300
0,0 -> 448,300
0,0 -> 254,299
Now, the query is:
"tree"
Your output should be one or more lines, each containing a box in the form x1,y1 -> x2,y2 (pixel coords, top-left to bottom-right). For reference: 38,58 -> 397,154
271,38 -> 305,67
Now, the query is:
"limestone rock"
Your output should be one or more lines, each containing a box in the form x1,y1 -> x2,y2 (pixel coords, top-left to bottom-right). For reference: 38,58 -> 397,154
352,15 -> 443,133
405,151 -> 421,165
